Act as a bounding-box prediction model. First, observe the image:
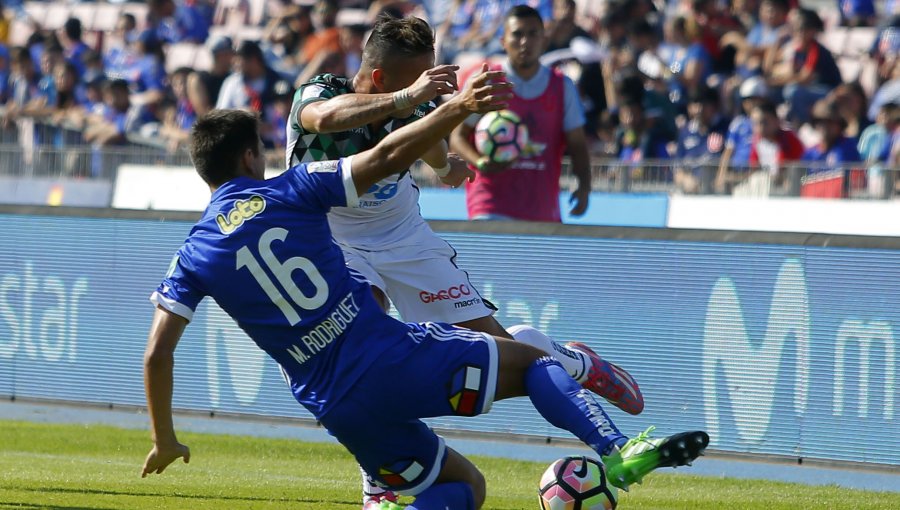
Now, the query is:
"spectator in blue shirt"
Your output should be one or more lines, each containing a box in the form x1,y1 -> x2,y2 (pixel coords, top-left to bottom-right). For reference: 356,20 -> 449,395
437,0 -> 476,64
160,67 -> 196,152
676,85 -> 730,193
728,0 -> 791,78
803,98 -> 863,195
615,96 -> 672,165
7,47 -> 38,111
0,44 -> 10,104
659,15 -> 712,109
839,0 -> 876,27
104,13 -> 138,79
263,79 -> 293,150
871,16 -> 900,88
859,102 -> 898,163
60,18 -> 89,79
858,102 -> 898,197
456,0 -> 512,57
124,31 -> 166,106
716,76 -> 770,192
148,0 -> 211,44
37,45 -> 63,107
768,8 -> 842,125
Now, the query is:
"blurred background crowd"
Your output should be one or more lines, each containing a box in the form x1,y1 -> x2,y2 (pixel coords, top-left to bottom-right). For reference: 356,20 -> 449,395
0,0 -> 898,198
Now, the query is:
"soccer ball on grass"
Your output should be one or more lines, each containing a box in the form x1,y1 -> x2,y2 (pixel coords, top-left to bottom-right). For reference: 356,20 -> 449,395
538,455 -> 618,510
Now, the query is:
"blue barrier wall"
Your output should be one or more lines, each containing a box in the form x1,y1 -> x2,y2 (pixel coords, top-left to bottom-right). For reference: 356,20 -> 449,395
417,189 -> 669,227
0,212 -> 896,467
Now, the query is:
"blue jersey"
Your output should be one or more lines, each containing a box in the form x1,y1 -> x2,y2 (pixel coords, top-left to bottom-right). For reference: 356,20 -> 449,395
725,115 -> 753,166
152,157 -> 411,417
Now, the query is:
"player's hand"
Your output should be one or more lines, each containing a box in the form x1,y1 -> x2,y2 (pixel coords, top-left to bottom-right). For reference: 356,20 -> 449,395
440,154 -> 476,187
406,65 -> 460,105
455,63 -> 513,114
475,155 -> 512,174
141,440 -> 190,478
569,185 -> 590,216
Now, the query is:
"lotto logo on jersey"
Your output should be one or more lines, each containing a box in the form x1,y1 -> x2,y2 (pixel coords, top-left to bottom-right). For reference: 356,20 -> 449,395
419,284 -> 471,303
216,195 -> 266,234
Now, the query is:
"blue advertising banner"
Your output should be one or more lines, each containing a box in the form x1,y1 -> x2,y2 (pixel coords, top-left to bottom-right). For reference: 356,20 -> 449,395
0,213 -> 896,466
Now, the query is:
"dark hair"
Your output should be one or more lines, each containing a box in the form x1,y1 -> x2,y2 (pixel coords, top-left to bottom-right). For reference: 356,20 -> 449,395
689,85 -> 719,105
237,40 -> 265,63
752,100 -> 778,117
121,13 -> 137,30
629,19 -> 656,38
190,110 -> 261,186
796,8 -> 824,32
362,16 -> 434,68
762,0 -> 790,11
505,4 -> 543,25
12,46 -> 31,64
105,78 -> 130,93
64,17 -> 82,41
172,66 -> 194,78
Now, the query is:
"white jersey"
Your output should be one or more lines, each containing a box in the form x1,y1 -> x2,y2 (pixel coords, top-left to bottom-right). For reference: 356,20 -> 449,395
286,73 -> 432,249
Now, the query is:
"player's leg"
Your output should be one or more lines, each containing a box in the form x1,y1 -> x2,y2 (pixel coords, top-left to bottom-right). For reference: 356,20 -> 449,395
492,336 -> 709,489
338,245 -> 398,507
320,392 -> 484,510
342,245 -> 391,312
493,337 -> 629,458
505,324 -> 644,415
375,232 -> 643,414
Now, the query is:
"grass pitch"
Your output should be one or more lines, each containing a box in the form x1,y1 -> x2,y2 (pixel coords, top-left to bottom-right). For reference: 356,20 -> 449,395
0,420 -> 897,510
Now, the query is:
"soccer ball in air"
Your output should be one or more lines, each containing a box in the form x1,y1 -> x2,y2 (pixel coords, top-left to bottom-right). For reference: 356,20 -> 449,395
474,110 -> 529,163
538,456 -> 618,510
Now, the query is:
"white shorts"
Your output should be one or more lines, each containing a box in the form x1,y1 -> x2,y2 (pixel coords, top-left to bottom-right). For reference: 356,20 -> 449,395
338,227 -> 496,324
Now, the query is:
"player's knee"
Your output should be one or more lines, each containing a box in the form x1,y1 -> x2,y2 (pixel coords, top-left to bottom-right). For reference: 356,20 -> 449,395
496,337 -> 546,372
468,468 -> 486,509
438,449 -> 486,508
472,471 -> 487,508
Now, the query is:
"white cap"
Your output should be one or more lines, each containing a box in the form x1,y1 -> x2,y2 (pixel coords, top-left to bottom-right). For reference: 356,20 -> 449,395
739,76 -> 769,99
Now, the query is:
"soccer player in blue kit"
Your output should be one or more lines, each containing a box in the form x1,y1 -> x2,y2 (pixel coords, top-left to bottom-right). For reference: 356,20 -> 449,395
140,71 -> 708,509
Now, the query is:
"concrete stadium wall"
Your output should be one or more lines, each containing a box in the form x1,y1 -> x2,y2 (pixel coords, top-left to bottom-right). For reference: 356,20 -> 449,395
667,196 -> 900,237
0,207 -> 896,468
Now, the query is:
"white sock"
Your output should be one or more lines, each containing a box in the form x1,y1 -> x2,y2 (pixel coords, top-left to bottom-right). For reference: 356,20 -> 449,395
361,465 -> 387,501
507,324 -> 589,383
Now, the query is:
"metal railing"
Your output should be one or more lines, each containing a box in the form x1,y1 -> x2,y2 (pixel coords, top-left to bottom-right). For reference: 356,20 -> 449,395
558,158 -> 897,200
1,116 -> 897,200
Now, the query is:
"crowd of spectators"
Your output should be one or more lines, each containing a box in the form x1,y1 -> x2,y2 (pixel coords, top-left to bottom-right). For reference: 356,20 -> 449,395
0,0 -> 898,196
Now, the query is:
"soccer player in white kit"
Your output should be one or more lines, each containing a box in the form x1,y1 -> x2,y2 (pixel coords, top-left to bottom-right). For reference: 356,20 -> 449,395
286,16 -> 644,508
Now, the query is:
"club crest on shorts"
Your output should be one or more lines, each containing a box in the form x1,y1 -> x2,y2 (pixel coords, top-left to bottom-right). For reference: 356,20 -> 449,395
378,459 -> 424,487
448,365 -> 482,416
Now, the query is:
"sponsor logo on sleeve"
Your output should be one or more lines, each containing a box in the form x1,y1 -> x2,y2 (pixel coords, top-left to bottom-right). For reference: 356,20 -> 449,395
216,195 -> 266,234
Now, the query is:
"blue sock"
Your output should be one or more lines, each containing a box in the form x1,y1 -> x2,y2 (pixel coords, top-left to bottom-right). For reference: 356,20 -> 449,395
408,482 -> 474,510
525,356 -> 628,456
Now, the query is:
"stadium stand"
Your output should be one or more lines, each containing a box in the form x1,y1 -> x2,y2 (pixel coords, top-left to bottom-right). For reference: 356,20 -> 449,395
0,0 -> 897,201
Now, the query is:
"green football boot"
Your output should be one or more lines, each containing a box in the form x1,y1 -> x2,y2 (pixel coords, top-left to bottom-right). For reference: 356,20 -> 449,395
364,500 -> 403,510
602,426 -> 710,490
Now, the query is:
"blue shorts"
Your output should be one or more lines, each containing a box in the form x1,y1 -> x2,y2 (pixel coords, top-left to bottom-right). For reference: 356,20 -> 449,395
319,322 -> 498,495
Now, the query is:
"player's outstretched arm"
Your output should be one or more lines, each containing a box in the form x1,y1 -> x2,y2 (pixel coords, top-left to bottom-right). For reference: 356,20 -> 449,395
299,65 -> 460,134
141,307 -> 191,478
420,141 -> 476,187
349,65 -> 512,196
